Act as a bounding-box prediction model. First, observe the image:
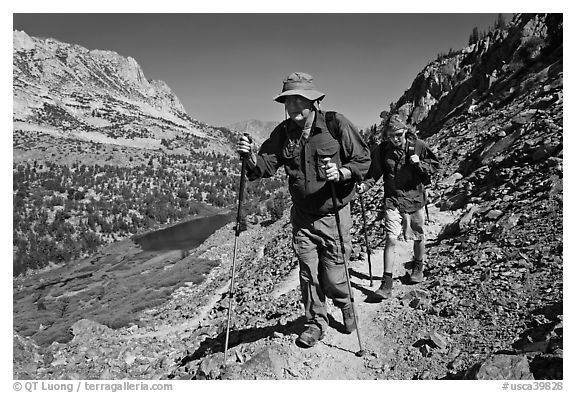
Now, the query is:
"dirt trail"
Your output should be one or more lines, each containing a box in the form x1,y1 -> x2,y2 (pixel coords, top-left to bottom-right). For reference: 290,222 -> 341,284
255,205 -> 457,379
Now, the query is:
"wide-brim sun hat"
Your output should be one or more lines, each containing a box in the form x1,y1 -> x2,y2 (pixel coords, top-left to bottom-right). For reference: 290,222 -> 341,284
273,72 -> 326,103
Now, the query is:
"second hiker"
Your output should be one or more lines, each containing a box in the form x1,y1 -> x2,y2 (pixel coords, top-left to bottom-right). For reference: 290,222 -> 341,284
357,114 -> 439,299
236,72 -> 371,347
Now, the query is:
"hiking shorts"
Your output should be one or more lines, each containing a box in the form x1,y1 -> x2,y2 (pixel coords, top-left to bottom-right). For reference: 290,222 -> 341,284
384,207 -> 425,241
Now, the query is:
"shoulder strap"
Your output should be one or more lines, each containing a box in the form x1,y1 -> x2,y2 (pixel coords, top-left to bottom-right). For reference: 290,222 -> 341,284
405,136 -> 417,165
323,111 -> 342,141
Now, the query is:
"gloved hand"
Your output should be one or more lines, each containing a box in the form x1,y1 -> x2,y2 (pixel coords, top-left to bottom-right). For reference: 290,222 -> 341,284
356,183 -> 369,194
409,154 -> 420,165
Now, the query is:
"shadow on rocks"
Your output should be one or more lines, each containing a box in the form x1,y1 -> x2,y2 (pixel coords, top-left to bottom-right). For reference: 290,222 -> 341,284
349,280 -> 384,303
183,316 -> 307,364
349,268 -> 383,283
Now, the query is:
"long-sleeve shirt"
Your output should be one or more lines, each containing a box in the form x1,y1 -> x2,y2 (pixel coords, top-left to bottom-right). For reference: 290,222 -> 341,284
247,110 -> 371,215
363,137 -> 440,213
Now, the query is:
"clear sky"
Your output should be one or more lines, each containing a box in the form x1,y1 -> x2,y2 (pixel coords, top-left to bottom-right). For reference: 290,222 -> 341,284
13,13 -> 508,129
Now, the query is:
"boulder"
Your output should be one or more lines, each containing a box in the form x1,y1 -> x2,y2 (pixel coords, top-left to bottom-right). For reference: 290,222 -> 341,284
196,353 -> 224,380
439,205 -> 479,238
237,345 -> 287,379
469,354 -> 534,380
511,109 -> 538,125
70,319 -> 111,341
440,192 -> 468,211
429,331 -> 448,350
401,290 -> 430,309
486,209 -> 504,220
443,172 -> 464,186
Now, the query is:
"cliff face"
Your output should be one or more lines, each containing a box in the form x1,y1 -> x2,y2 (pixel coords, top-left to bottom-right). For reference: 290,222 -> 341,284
389,14 -> 562,138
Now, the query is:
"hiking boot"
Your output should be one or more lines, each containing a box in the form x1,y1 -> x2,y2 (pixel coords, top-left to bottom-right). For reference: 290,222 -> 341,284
373,276 -> 393,300
296,324 -> 323,348
409,259 -> 425,284
340,304 -> 357,334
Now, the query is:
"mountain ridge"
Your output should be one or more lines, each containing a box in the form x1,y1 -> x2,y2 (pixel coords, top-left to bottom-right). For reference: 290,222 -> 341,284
13,29 -> 239,162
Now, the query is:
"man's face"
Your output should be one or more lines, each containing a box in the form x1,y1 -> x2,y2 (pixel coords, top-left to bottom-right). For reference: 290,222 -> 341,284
387,128 -> 406,148
284,95 -> 314,125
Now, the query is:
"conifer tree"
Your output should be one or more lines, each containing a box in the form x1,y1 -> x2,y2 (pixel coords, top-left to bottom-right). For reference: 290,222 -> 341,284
469,26 -> 480,45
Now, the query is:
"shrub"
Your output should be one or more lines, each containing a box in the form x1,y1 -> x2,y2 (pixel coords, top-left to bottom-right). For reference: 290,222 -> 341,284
266,191 -> 290,222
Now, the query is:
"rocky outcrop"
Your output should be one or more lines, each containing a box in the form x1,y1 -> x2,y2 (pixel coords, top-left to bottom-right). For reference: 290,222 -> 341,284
387,14 -> 562,138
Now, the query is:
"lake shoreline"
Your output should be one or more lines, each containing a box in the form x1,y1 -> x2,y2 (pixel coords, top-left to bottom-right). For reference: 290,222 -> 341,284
13,208 -> 240,347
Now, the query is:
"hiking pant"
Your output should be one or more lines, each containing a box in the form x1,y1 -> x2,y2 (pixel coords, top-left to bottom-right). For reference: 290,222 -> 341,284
291,204 -> 352,333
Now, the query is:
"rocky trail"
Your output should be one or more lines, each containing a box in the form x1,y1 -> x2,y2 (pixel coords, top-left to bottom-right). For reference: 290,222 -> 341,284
183,189 -> 561,381
186,205 -> 463,380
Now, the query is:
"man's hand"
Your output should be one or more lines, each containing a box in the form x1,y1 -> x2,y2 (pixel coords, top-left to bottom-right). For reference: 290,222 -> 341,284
409,154 -> 420,165
322,158 -> 340,182
236,135 -> 257,166
356,183 -> 369,194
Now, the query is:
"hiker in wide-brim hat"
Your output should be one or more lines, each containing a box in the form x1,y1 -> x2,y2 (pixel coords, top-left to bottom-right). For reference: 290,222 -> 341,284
236,72 -> 371,348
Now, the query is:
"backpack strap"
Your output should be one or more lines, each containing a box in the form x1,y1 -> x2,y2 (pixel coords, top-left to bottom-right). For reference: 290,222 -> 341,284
281,111 -> 341,144
405,135 -> 417,165
404,136 -> 431,208
323,111 -> 342,141
323,111 -> 346,164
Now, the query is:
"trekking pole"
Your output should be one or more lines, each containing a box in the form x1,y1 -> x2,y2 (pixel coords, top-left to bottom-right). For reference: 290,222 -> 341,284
358,191 -> 373,287
424,189 -> 430,224
329,181 -> 365,357
224,134 -> 251,365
